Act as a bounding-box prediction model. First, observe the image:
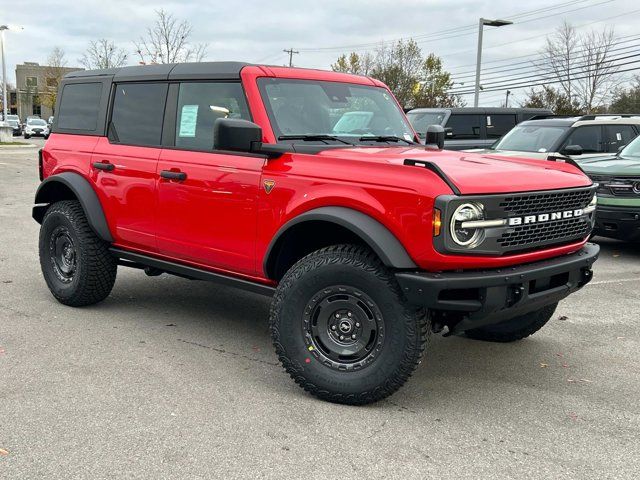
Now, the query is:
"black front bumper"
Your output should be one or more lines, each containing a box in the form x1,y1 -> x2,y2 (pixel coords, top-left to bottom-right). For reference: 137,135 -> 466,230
593,205 -> 640,242
395,243 -> 599,334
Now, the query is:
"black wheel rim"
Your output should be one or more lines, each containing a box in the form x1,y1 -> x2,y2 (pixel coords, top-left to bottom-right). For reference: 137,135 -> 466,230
49,226 -> 77,283
303,285 -> 384,371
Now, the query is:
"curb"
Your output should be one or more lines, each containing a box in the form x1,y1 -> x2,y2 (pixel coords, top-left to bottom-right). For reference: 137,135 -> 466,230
0,143 -> 38,149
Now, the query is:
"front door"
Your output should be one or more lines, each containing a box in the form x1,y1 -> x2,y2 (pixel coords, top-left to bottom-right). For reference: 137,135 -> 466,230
155,81 -> 264,275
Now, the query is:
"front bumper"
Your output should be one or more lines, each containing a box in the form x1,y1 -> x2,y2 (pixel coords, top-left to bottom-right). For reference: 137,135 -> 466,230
396,243 -> 599,334
594,205 -> 640,242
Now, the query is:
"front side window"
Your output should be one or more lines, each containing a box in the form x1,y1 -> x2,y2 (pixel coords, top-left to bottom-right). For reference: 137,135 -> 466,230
485,114 -> 517,139
493,125 -> 569,152
258,78 -> 414,144
605,125 -> 637,152
446,114 -> 483,139
175,82 -> 250,150
110,82 -> 168,146
562,125 -> 603,153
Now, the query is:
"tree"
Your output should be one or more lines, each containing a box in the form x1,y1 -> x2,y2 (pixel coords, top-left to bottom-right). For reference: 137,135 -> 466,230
521,85 -> 581,115
331,40 -> 462,108
331,52 -> 374,76
134,9 -> 208,64
610,77 -> 640,113
41,47 -> 67,115
80,39 -> 128,69
537,22 -> 619,113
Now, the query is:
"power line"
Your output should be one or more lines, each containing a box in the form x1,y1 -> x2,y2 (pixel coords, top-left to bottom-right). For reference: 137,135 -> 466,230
448,49 -> 640,90
296,0 -> 603,53
283,48 -> 299,67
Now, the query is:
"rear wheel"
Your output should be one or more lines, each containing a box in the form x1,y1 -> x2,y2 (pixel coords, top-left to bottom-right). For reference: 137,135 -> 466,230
270,245 -> 429,405
464,303 -> 558,343
39,200 -> 117,306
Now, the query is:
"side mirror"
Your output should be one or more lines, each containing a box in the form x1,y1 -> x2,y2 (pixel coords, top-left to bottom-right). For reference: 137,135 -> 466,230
425,124 -> 445,150
561,144 -> 583,156
213,118 -> 262,152
444,127 -> 453,137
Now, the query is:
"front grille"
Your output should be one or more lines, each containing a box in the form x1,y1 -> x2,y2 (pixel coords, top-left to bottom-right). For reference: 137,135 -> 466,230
499,189 -> 594,215
498,217 -> 591,248
497,187 -> 595,252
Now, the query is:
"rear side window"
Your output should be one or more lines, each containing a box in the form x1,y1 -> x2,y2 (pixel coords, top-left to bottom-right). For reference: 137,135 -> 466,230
446,114 -> 482,139
175,82 -> 250,150
57,83 -> 103,131
110,82 -> 168,146
604,125 -> 637,152
486,114 -> 516,138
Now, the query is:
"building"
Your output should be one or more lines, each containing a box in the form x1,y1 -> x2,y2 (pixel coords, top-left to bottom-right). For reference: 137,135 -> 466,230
15,62 -> 83,120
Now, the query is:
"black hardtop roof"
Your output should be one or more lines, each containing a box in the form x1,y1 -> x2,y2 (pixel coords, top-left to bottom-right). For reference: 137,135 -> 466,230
408,107 -> 552,114
64,61 -> 253,82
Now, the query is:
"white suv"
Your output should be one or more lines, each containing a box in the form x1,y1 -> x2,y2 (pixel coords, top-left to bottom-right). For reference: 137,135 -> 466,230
465,115 -> 640,160
24,118 -> 50,139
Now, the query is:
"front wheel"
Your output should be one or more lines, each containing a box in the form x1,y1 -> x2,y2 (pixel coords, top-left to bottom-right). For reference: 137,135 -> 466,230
270,245 -> 429,405
464,303 -> 558,343
39,200 -> 117,306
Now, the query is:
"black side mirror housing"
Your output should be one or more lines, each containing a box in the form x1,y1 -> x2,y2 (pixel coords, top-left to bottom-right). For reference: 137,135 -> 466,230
213,118 -> 262,152
425,124 -> 445,150
561,144 -> 583,156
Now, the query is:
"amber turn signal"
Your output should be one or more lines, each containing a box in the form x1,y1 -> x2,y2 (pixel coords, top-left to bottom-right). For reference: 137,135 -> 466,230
433,209 -> 442,236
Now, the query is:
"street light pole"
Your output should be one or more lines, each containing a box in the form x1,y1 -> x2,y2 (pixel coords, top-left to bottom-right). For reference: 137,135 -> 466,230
1,25 -> 8,121
474,18 -> 512,108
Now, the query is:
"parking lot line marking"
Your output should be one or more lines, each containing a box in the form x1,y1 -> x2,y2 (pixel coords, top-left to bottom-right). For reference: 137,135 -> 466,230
587,277 -> 640,286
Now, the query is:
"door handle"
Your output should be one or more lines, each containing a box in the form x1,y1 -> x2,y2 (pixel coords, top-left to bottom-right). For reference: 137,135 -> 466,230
93,161 -> 114,171
160,170 -> 187,181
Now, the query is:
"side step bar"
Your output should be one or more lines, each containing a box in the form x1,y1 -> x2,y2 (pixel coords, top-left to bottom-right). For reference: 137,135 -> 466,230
110,248 -> 276,297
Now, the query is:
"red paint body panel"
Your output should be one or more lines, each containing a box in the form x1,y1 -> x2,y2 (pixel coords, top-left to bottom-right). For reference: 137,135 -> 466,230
41,66 -> 595,282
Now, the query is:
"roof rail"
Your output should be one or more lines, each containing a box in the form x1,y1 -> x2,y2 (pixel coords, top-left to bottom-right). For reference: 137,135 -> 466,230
527,114 -> 573,120
576,114 -> 640,121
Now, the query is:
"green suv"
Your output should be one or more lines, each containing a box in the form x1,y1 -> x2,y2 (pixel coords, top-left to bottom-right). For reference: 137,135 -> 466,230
578,136 -> 640,242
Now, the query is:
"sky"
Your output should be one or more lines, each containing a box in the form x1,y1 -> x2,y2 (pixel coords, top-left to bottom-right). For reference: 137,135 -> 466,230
2,0 -> 639,106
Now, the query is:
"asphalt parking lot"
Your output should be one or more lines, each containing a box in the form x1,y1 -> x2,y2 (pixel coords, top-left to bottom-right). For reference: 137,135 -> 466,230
1,138 -> 639,479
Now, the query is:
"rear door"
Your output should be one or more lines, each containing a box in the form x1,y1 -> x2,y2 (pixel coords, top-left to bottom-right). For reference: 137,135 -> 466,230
603,124 -> 638,152
155,81 -> 264,275
91,82 -> 168,251
445,114 -> 486,150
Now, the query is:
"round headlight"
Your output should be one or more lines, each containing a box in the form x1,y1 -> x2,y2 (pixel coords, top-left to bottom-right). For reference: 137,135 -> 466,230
450,202 -> 485,247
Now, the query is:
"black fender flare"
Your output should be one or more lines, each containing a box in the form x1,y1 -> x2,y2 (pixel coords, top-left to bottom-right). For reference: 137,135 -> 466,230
264,206 -> 417,275
32,172 -> 113,242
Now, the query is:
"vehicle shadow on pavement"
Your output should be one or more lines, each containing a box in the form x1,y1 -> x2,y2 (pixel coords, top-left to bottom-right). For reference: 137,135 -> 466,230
592,236 -> 640,260
88,267 -> 594,408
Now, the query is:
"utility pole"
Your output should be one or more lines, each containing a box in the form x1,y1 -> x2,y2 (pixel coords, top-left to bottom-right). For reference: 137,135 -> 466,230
1,25 -> 8,121
283,47 -> 299,67
505,90 -> 511,108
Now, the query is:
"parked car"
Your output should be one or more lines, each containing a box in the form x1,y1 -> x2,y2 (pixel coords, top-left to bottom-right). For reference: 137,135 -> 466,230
7,119 -> 22,136
406,107 -> 551,150
24,118 -> 49,139
466,115 -> 640,159
33,62 -> 598,405
577,135 -> 640,242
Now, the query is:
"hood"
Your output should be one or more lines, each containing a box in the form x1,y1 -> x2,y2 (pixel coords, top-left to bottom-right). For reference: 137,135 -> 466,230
462,148 -> 551,160
316,146 -> 591,195
577,155 -> 640,176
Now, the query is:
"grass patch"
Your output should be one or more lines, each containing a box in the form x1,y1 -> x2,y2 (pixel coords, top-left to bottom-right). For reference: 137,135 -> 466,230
0,142 -> 27,146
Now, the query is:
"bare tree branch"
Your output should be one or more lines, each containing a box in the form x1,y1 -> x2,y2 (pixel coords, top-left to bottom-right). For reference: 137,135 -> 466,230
134,9 -> 208,64
80,39 -> 128,70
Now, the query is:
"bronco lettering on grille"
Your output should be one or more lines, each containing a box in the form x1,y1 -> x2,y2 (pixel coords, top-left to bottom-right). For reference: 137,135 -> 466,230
508,209 -> 585,226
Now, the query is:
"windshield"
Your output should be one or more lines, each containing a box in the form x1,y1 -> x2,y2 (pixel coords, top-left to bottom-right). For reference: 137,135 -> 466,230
492,124 -> 569,153
28,119 -> 47,126
7,115 -> 19,121
620,136 -> 640,159
406,111 -> 447,139
258,78 -> 415,145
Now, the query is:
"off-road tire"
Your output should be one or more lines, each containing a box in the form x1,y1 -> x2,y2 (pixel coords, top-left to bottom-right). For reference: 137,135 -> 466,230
270,245 -> 429,405
464,302 -> 558,343
39,200 -> 117,306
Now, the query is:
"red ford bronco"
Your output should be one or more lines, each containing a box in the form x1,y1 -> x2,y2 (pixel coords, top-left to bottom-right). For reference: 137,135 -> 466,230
34,62 -> 599,404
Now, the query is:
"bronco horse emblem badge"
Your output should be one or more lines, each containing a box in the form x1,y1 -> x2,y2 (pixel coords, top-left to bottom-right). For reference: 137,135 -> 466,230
263,179 -> 276,194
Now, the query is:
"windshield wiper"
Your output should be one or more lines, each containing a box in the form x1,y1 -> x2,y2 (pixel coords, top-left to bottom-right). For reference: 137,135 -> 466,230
278,134 -> 354,145
358,135 -> 416,145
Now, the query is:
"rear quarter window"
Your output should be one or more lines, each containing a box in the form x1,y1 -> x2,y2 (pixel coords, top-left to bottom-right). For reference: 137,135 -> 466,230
57,83 -> 103,131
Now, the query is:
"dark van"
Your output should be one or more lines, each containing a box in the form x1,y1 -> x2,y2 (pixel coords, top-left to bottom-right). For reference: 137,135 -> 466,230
406,107 -> 552,150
